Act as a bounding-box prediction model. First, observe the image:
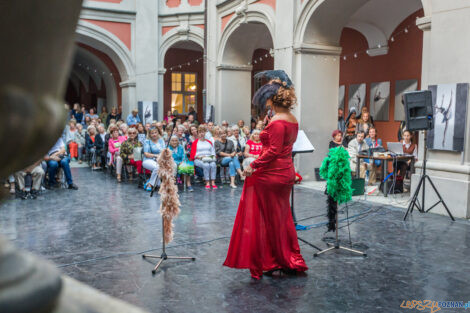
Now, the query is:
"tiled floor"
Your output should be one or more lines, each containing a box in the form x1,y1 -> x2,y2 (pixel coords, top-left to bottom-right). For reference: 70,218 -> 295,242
1,168 -> 469,313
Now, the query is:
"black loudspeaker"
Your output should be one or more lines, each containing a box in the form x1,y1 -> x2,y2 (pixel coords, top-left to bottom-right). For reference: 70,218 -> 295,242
404,90 -> 433,131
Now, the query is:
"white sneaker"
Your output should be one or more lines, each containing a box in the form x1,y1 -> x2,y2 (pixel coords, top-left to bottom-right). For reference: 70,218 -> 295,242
230,184 -> 237,189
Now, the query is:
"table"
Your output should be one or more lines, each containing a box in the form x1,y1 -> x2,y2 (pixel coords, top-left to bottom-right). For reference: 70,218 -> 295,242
355,154 -> 415,197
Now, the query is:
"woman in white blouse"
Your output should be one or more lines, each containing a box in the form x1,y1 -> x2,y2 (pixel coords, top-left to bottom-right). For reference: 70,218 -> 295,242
190,125 -> 217,190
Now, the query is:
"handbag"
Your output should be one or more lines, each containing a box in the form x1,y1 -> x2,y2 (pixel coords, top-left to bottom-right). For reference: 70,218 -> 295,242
201,156 -> 214,163
178,156 -> 194,175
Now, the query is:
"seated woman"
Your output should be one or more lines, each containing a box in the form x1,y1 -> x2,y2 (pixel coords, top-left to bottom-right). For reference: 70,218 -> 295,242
169,135 -> 193,192
65,120 -> 78,160
398,130 -> 418,178
142,128 -> 165,191
74,123 -> 86,164
85,126 -> 101,170
215,129 -> 244,189
108,126 -> 127,182
136,123 -> 147,144
364,127 -> 382,184
242,130 -> 262,168
328,130 -> 346,149
190,125 -> 217,190
118,127 -> 143,180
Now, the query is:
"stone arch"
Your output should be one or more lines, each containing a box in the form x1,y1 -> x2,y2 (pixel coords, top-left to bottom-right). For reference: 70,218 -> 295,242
218,9 -> 275,66
76,20 -> 134,82
159,26 -> 204,68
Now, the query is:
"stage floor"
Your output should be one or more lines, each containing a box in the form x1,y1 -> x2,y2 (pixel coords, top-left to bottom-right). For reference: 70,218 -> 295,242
1,168 -> 470,313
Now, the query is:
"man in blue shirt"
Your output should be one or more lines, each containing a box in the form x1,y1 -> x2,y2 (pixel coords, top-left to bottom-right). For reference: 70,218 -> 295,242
127,109 -> 141,126
44,138 -> 78,190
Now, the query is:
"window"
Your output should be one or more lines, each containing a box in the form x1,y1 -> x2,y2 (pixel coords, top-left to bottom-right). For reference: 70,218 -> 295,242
171,72 -> 197,114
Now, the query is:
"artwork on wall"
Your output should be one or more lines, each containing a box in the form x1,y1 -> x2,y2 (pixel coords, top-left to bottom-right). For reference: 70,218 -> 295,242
138,101 -> 159,125
370,81 -> 390,121
348,84 -> 366,113
338,85 -> 345,109
395,79 -> 418,121
427,83 -> 468,152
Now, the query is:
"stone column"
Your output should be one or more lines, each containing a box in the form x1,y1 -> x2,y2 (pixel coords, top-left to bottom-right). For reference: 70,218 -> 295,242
135,0 -> 159,112
294,44 -> 342,180
216,65 -> 252,124
158,68 -> 166,121
120,80 -> 136,119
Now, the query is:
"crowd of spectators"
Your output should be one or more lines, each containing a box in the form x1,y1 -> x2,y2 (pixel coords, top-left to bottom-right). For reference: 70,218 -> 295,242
334,107 -> 418,187
4,103 -> 266,199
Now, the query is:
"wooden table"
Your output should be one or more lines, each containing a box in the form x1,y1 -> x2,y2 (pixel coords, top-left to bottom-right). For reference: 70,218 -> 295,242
355,154 -> 415,197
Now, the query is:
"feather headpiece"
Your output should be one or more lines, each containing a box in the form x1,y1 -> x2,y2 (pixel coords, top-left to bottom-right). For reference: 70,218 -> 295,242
252,70 -> 293,111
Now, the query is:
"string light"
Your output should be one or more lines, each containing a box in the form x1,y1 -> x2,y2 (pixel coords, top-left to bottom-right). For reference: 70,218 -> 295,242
341,20 -> 416,62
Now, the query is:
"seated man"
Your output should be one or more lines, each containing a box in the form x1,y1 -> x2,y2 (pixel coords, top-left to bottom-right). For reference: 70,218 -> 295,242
15,160 -> 45,199
44,137 -> 78,190
347,131 -> 376,185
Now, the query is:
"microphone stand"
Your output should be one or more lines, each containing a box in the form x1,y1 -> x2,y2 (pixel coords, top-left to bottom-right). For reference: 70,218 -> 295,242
143,119 -> 196,274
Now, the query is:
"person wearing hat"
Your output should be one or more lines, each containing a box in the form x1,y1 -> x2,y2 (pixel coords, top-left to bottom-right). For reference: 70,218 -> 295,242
126,109 -> 141,126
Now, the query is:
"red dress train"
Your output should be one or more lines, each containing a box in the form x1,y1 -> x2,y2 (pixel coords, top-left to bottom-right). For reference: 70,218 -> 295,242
223,120 -> 308,278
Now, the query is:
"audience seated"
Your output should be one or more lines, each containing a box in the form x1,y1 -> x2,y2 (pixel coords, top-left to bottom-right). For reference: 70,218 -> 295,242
169,135 -> 193,191
242,130 -> 262,168
65,120 -> 78,160
329,130 -> 345,149
228,126 -> 246,162
143,128 -> 165,190
44,137 -> 78,190
347,131 -> 377,185
190,125 -> 217,190
126,109 -> 141,126
74,123 -> 86,163
356,110 -> 373,135
108,126 -> 127,182
397,130 -> 418,178
215,128 -> 244,188
118,127 -> 143,180
85,126 -> 101,170
15,160 -> 44,199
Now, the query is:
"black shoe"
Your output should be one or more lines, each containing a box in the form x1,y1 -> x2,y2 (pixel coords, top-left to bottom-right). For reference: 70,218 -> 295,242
29,190 -> 37,199
68,183 -> 79,190
20,191 -> 28,200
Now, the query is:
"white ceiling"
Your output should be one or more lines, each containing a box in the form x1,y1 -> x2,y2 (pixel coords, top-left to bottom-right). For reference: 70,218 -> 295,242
346,0 -> 422,50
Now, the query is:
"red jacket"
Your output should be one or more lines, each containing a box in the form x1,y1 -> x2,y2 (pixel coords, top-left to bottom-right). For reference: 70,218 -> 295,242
189,139 -> 213,161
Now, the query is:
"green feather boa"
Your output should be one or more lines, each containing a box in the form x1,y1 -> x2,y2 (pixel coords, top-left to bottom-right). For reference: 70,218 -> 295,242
319,146 -> 352,204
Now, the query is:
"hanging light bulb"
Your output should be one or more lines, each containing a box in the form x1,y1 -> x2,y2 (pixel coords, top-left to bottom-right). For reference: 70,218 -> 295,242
259,57 -> 262,61
187,62 -> 190,65
404,28 -> 408,33
179,65 -> 182,68
343,56 -> 347,61
378,44 -> 382,48
354,53 -> 358,58
265,54 -> 268,58
254,60 -> 257,64
391,36 -> 395,42
110,73 -> 113,76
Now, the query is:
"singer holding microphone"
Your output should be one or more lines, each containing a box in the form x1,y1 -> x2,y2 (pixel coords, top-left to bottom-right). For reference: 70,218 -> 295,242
223,70 -> 308,280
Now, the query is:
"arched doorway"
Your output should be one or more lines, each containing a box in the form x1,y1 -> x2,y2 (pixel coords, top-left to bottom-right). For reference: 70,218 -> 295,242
163,41 -> 204,122
218,21 -> 274,124
69,20 -> 135,120
294,0 -> 425,179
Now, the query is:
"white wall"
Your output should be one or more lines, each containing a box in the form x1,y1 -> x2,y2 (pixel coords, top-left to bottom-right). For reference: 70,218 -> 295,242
217,68 -> 252,124
133,0 -> 159,120
296,51 -> 339,179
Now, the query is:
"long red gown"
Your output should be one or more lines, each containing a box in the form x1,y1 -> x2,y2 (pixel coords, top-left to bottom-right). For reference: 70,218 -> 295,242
223,119 -> 308,278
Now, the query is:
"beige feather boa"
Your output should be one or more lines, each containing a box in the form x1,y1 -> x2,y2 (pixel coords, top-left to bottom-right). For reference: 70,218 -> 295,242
157,148 -> 180,244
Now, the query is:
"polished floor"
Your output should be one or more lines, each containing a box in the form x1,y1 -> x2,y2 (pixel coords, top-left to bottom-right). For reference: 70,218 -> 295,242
1,168 -> 470,313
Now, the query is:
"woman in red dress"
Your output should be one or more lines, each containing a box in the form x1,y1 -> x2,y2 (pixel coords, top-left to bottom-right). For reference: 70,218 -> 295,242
223,71 -> 308,279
